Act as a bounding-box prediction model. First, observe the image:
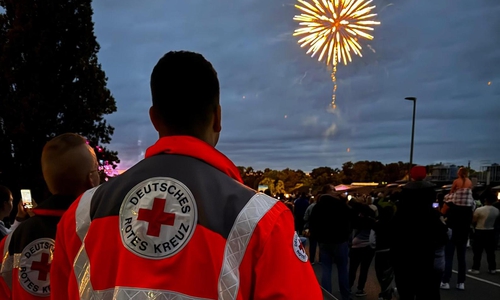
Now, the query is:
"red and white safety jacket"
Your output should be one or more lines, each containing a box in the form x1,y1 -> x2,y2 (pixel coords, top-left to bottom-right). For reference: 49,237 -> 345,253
0,195 -> 76,299
51,136 -> 323,299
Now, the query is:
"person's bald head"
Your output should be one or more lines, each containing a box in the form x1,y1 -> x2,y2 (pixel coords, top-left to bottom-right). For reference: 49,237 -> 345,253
41,133 -> 99,196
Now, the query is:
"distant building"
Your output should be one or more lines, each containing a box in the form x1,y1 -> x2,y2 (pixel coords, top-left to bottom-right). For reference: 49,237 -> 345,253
479,163 -> 500,184
430,164 -> 458,181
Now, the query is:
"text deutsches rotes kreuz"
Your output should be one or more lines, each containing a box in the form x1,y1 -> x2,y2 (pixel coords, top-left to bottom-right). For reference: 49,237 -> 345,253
122,182 -> 193,255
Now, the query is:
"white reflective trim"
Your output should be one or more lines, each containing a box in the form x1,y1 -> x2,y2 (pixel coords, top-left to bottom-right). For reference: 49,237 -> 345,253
0,232 -> 14,289
89,287 -> 213,299
0,257 -> 12,290
2,232 -> 12,259
12,253 -> 21,268
217,193 -> 276,300
76,186 -> 100,242
74,244 -> 94,299
73,187 -> 99,297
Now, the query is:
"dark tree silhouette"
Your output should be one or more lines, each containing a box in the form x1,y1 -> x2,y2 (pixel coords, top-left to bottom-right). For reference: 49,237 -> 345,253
0,0 -> 118,198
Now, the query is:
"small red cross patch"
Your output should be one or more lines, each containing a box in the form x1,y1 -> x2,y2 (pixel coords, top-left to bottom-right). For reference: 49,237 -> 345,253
298,241 -> 305,252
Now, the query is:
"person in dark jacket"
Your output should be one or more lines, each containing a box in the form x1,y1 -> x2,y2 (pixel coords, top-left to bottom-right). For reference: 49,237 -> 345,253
294,192 -> 309,234
374,192 -> 398,300
309,185 -> 354,300
349,202 -> 376,297
391,166 -> 449,300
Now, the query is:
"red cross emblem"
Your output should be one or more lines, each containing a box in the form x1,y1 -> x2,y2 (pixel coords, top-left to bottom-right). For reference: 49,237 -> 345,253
137,197 -> 176,237
298,241 -> 305,252
30,253 -> 51,281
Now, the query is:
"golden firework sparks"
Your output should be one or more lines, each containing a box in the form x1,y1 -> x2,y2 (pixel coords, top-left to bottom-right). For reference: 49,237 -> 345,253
293,0 -> 380,108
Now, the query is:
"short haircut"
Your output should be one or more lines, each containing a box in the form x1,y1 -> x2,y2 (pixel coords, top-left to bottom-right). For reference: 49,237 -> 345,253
150,51 -> 220,134
0,186 -> 11,204
485,193 -> 496,204
321,184 -> 335,194
41,133 -> 96,196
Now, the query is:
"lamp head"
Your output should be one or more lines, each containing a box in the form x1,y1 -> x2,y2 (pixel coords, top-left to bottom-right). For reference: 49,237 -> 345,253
405,97 -> 417,101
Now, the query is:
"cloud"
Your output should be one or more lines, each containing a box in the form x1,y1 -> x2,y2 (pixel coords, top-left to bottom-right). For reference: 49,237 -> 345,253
92,0 -> 500,172
324,123 -> 337,137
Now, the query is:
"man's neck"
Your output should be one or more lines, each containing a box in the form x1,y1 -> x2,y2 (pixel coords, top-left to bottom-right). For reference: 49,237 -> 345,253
159,132 -> 213,147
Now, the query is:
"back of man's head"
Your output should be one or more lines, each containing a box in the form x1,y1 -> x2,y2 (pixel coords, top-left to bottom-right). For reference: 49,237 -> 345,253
410,166 -> 427,181
321,184 -> 336,195
485,193 -> 496,205
150,51 -> 220,136
0,186 -> 11,203
41,133 -> 99,196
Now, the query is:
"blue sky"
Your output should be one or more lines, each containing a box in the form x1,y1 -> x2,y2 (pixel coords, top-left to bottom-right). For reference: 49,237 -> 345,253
92,0 -> 500,172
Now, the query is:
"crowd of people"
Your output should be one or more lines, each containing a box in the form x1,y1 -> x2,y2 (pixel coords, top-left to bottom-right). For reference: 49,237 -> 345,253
279,166 -> 500,300
0,50 -> 498,300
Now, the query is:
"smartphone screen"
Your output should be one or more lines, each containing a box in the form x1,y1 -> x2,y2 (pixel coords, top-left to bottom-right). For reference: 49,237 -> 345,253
20,189 -> 33,209
432,202 -> 439,209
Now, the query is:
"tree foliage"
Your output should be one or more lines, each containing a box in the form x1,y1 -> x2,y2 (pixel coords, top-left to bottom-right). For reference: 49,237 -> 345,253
237,160 -> 423,194
0,0 -> 118,196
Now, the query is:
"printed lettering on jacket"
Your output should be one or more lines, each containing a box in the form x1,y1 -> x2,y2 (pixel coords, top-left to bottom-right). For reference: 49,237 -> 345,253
119,177 -> 198,259
293,232 -> 308,263
18,238 -> 55,296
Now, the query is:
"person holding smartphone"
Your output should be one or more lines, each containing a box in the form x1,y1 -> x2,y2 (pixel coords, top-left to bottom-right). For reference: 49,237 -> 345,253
0,133 -> 100,300
0,186 -> 14,239
0,186 -> 38,240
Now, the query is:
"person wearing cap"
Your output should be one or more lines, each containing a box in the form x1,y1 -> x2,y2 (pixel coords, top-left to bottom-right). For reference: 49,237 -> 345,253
391,166 -> 448,300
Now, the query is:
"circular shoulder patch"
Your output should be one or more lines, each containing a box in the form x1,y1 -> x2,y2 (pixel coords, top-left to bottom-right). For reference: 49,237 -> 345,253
119,177 -> 198,259
293,232 -> 308,263
18,238 -> 55,296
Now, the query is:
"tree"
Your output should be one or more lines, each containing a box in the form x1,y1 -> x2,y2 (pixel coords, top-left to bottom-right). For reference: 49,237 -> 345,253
310,167 -> 335,179
341,161 -> 354,184
0,0 -> 118,197
237,166 -> 264,190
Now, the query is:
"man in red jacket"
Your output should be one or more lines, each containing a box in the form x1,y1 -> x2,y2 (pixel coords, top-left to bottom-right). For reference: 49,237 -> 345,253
50,51 -> 323,300
0,133 -> 100,300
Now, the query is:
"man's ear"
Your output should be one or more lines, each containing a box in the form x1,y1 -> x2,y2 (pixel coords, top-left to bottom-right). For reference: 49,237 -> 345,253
88,172 -> 96,188
212,104 -> 222,133
149,106 -> 161,132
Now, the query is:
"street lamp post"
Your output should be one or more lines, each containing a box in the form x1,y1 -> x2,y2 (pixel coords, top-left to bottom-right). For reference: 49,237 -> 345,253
405,97 -> 417,178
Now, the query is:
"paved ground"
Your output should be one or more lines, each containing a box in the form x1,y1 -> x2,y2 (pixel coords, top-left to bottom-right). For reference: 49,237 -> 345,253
307,246 -> 500,300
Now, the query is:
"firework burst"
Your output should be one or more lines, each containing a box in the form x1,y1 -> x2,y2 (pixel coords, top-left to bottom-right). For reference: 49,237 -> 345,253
293,0 -> 380,108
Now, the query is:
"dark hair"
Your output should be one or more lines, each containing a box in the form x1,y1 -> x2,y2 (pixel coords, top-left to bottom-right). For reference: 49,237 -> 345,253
150,51 -> 220,135
321,184 -> 335,194
0,186 -> 12,203
485,193 -> 496,204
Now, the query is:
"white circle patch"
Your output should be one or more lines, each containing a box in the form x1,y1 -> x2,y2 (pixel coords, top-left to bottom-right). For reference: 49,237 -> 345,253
18,238 -> 55,296
119,177 -> 198,259
293,232 -> 308,263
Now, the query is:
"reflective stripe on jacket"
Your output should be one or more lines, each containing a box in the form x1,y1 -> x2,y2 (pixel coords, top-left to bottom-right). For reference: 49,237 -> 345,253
51,137 -> 322,300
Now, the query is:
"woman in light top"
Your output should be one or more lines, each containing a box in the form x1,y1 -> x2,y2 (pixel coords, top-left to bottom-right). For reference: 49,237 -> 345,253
450,167 -> 472,194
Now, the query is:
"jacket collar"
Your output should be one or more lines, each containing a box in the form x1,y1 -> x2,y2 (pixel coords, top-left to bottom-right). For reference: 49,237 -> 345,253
32,194 -> 78,217
36,194 -> 77,210
145,136 -> 243,183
